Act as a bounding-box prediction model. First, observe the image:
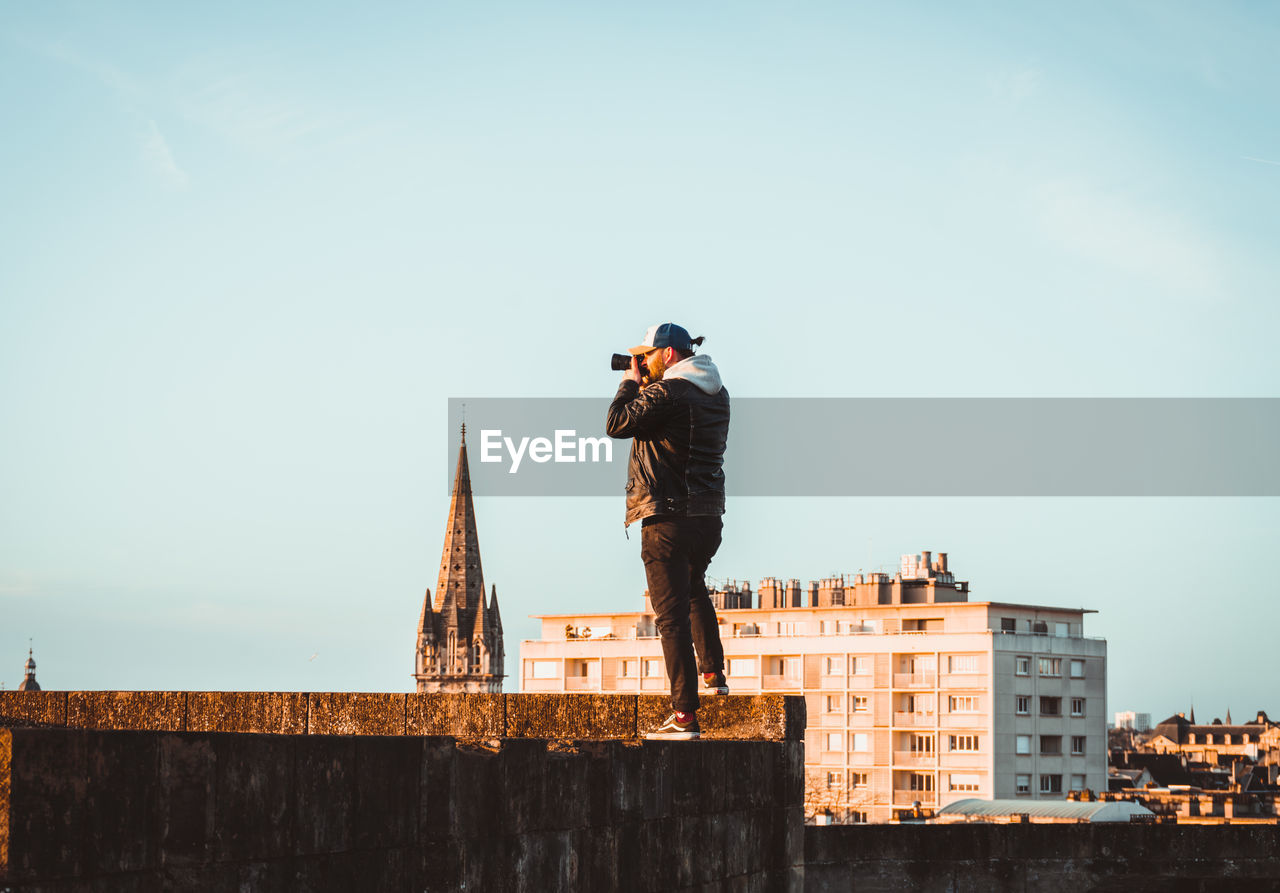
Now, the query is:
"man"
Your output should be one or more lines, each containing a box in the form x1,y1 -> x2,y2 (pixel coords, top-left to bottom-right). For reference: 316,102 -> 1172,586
606,323 -> 730,741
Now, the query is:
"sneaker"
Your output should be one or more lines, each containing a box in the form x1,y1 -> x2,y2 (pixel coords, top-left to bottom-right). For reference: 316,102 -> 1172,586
645,712 -> 700,740
702,671 -> 729,695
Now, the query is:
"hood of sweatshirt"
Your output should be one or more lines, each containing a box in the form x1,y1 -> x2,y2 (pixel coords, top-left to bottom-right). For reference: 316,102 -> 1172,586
663,354 -> 723,395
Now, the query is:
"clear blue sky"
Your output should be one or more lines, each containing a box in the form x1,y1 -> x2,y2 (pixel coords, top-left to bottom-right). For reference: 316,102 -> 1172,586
2,2 -> 1276,722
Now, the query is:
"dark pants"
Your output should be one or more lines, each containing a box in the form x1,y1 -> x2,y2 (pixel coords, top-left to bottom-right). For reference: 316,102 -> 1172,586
641,515 -> 726,715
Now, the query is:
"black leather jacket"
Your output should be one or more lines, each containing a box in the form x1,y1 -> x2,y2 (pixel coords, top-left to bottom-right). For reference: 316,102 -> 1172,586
605,372 -> 730,527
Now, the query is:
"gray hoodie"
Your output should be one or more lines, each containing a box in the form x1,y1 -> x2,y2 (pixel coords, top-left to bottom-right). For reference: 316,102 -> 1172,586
662,354 -> 723,395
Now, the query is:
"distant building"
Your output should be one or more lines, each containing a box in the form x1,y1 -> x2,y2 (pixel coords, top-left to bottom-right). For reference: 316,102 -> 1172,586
1143,711 -> 1280,764
1114,711 -> 1151,732
521,550 -> 1108,823
17,648 -> 40,691
413,426 -> 505,693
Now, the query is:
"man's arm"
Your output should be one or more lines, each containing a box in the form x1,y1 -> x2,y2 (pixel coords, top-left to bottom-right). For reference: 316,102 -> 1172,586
606,379 -> 676,439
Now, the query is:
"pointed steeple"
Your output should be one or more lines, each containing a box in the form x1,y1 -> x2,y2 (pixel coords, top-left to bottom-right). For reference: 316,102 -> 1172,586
471,586 -> 492,642
434,425 -> 485,614
489,584 -> 505,637
1226,707 -> 1233,725
1190,702 -> 1197,724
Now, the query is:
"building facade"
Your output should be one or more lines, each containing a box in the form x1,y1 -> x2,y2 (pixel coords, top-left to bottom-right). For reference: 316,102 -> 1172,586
413,426 -> 505,693
520,550 -> 1107,823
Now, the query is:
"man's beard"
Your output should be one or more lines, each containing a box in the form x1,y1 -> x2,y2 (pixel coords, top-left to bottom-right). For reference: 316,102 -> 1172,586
642,351 -> 667,384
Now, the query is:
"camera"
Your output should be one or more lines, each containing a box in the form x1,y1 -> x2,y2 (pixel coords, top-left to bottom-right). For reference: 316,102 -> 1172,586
611,353 -> 636,371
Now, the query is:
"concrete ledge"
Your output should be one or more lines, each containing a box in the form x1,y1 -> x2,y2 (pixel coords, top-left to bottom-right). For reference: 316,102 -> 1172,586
67,691 -> 188,731
506,694 -> 636,739
306,692 -> 406,736
407,693 -> 503,738
0,692 -> 66,728
0,692 -> 804,742
187,691 -> 307,734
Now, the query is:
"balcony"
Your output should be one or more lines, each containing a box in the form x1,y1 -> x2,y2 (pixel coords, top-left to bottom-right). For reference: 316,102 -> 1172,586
762,674 -> 803,691
893,751 -> 938,767
893,673 -> 936,689
893,712 -> 936,727
893,790 -> 938,807
564,676 -> 601,691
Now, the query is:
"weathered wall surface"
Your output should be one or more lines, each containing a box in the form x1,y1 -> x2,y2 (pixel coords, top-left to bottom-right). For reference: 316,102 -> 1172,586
0,690 -> 805,742
0,693 -> 805,893
804,823 -> 1280,892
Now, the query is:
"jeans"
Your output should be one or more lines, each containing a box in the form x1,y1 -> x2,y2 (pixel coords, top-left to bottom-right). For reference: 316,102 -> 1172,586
641,515 -> 726,714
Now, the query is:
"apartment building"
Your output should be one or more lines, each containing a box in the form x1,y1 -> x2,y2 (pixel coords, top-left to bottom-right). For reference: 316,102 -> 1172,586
519,551 -> 1107,823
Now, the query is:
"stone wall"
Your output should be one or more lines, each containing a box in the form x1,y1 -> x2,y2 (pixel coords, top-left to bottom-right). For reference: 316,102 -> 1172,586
0,690 -> 804,742
803,823 -> 1280,892
0,692 -> 805,893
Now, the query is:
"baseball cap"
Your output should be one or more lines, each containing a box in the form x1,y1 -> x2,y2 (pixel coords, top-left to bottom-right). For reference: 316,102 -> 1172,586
628,323 -> 693,355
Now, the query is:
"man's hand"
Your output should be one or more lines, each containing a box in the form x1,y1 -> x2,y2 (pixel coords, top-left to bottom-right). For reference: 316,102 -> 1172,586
624,354 -> 644,385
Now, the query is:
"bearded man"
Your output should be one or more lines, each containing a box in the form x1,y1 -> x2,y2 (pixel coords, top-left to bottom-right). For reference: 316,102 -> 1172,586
605,323 -> 731,740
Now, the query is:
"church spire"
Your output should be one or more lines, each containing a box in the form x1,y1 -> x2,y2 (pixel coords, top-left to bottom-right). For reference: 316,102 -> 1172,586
414,423 -> 505,693
434,426 -> 484,613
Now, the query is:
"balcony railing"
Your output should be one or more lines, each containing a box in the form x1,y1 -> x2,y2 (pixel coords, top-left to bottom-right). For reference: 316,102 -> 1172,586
893,790 -> 938,807
893,712 -> 936,727
564,676 -> 600,691
893,750 -> 938,767
893,673 -> 936,689
762,674 -> 803,690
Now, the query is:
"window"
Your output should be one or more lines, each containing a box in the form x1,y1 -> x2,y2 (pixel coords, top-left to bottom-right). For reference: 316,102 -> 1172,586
530,661 -> 558,679
1040,697 -> 1062,717
1015,735 -> 1032,755
1000,617 -> 1017,633
642,659 -> 662,678
1040,774 -> 1063,794
949,773 -> 981,792
851,772 -> 869,788
1040,735 -> 1062,755
1071,736 -> 1086,755
826,771 -> 843,790
1015,656 -> 1031,676
851,810 -> 869,824
909,734 -> 934,754
820,620 -> 837,635
1054,622 -> 1070,637
1015,774 -> 1031,795
1071,774 -> 1087,791
826,732 -> 843,752
1038,658 -> 1062,677
949,735 -> 980,752
1071,698 -> 1085,717
777,621 -> 803,636
948,654 -> 979,674
850,656 -> 872,675
852,695 -> 870,713
851,733 -> 870,752
824,656 -> 842,675
619,660 -> 637,678
909,773 -> 934,792
948,695 -> 979,713
768,656 -> 801,679
824,695 -> 841,714
1016,696 -> 1031,715
1070,659 -> 1085,678
727,658 -> 756,676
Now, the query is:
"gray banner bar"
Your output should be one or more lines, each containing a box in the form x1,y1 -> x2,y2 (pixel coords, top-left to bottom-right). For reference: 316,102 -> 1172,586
448,398 -> 1280,497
